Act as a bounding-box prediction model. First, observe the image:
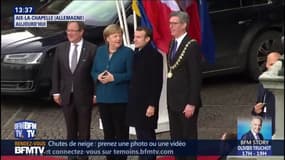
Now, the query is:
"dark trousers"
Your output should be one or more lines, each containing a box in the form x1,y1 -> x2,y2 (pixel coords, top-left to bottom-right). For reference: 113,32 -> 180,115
168,108 -> 199,160
98,103 -> 129,160
62,94 -> 92,160
62,94 -> 92,140
135,128 -> 156,160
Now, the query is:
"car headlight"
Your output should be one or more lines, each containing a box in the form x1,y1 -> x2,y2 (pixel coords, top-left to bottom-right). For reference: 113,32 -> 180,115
3,52 -> 43,64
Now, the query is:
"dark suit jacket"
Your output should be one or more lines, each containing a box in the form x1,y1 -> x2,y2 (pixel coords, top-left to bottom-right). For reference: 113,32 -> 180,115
241,130 -> 264,140
51,40 -> 96,106
167,35 -> 202,112
126,43 -> 163,129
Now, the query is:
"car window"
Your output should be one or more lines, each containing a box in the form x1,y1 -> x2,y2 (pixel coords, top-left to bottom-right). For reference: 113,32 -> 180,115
208,0 -> 241,11
241,0 -> 273,6
59,0 -> 130,26
38,0 -> 72,14
201,0 -> 277,12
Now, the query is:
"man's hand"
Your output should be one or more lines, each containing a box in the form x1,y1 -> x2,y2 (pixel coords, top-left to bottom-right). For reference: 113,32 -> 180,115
183,104 -> 195,118
93,96 -> 96,105
53,95 -> 62,106
146,106 -> 155,117
254,102 -> 264,114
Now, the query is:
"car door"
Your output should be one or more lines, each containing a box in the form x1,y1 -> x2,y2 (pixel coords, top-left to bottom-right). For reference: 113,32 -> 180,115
202,0 -> 245,76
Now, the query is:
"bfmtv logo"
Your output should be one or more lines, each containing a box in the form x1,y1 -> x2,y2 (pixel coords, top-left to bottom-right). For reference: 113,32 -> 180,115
14,120 -> 37,139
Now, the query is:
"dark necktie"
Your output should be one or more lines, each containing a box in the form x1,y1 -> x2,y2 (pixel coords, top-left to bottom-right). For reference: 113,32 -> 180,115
255,134 -> 260,140
171,40 -> 177,60
71,44 -> 78,73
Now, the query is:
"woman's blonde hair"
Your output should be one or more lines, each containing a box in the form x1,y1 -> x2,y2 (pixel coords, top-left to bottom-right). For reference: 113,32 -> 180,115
103,24 -> 123,42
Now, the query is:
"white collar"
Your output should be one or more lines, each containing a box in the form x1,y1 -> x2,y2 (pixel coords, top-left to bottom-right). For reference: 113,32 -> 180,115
251,130 -> 259,137
175,32 -> 187,49
72,38 -> 83,47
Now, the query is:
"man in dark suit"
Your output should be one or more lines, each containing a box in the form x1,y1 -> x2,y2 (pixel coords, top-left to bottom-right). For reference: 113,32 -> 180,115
167,11 -> 202,160
51,21 -> 96,160
241,116 -> 264,140
126,27 -> 163,160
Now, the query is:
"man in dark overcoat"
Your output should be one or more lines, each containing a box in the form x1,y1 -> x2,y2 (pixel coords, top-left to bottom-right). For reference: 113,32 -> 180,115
126,26 -> 163,160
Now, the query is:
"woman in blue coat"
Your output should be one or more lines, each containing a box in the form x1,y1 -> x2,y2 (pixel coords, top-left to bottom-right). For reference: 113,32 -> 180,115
91,24 -> 133,160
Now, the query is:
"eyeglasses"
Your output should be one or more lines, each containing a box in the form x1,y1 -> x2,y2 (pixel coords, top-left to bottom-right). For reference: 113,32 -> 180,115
66,29 -> 81,33
169,22 -> 181,25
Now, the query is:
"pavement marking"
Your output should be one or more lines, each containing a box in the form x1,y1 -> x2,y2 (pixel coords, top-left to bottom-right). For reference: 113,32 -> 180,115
25,109 -> 35,120
3,106 -> 23,129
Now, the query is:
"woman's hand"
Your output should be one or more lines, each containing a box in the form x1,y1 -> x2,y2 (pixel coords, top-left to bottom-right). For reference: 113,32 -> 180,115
98,71 -> 114,84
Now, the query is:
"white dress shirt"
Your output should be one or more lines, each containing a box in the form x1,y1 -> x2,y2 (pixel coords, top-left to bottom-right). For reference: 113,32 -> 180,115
53,39 -> 83,97
175,32 -> 187,51
69,39 -> 83,69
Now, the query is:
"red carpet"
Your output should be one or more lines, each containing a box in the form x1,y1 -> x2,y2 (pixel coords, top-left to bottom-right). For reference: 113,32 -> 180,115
157,156 -> 220,160
197,156 -> 220,160
2,156 -> 220,160
1,156 -> 65,160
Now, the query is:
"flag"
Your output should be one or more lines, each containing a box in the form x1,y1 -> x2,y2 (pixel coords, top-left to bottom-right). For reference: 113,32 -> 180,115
132,0 -> 141,17
180,0 -> 202,44
132,0 -> 153,32
199,0 -> 215,64
132,0 -> 215,63
141,0 -> 180,53
136,0 -> 202,54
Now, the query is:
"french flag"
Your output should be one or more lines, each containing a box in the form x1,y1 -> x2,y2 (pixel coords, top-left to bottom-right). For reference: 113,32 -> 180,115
142,0 -> 180,54
133,0 -> 215,64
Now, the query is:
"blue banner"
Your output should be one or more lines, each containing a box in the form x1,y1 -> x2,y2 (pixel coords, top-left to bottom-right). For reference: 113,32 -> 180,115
1,140 -> 284,156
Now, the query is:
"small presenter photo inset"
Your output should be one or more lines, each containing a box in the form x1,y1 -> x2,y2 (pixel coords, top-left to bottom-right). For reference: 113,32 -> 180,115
237,116 -> 272,140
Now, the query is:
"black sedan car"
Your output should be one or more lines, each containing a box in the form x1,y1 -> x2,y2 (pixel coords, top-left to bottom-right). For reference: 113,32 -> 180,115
1,0 -> 284,96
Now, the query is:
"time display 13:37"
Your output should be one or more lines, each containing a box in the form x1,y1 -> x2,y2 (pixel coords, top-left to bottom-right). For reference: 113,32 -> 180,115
14,6 -> 34,14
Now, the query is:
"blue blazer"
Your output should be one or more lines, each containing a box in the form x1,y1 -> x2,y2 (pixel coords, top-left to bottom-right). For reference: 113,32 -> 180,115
91,44 -> 133,103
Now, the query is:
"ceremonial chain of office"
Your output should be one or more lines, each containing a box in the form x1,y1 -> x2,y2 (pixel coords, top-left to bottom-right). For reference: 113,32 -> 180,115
167,39 -> 196,78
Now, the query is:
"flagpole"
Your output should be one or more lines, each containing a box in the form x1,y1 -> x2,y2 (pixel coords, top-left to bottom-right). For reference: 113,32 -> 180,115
119,0 -> 130,46
133,10 -> 137,32
115,0 -> 127,45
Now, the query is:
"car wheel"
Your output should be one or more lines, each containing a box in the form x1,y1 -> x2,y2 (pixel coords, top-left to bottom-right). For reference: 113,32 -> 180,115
247,30 -> 281,81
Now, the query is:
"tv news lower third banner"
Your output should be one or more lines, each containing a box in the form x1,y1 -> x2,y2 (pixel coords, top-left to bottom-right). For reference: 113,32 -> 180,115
1,140 -> 284,156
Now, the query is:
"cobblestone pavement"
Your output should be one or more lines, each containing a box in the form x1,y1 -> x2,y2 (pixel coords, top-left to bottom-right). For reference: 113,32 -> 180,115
1,75 -> 258,160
